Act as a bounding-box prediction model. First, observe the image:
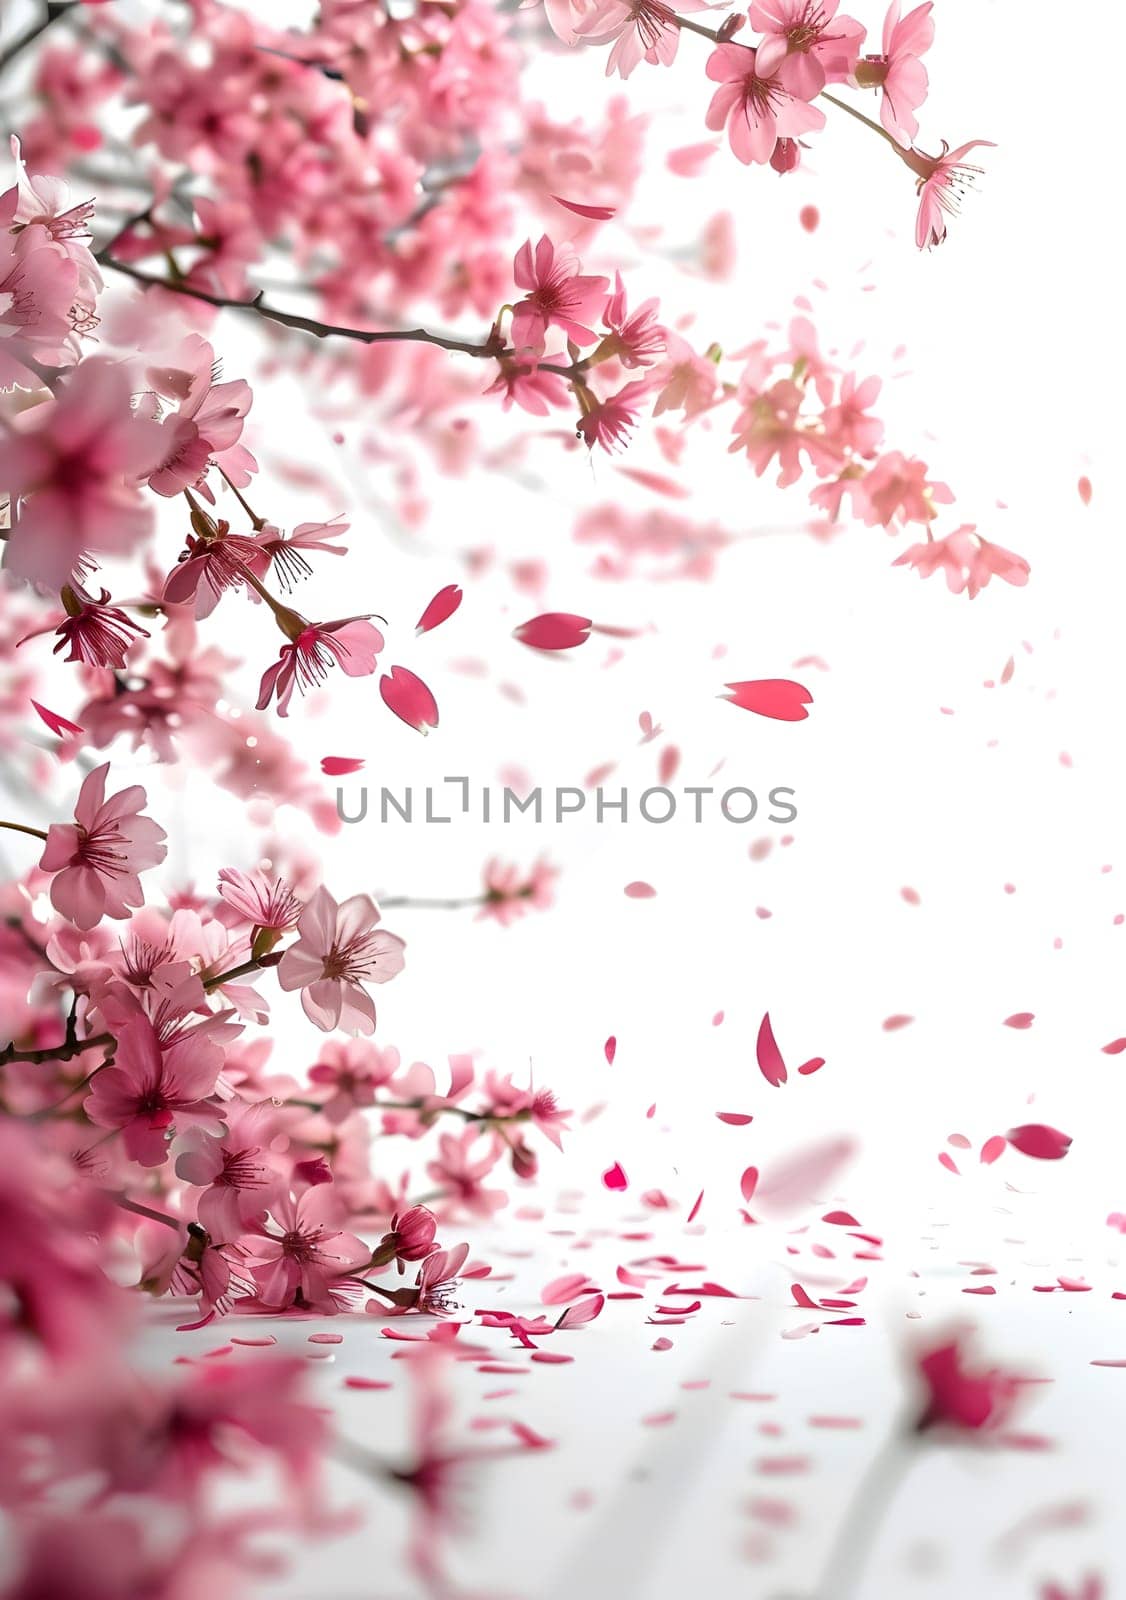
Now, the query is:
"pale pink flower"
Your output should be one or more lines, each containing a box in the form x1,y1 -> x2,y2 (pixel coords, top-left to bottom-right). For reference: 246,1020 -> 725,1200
524,0 -> 601,46
576,378 -> 650,452
855,1 -> 934,147
0,213 -> 83,389
705,42 -> 826,166
749,0 -> 866,97
86,1013 -> 223,1166
575,0 -> 714,79
256,616 -> 384,717
370,1241 -> 471,1313
39,762 -> 167,929
217,866 -> 302,933
277,886 -> 405,1034
892,525 -> 1030,598
481,1071 -> 572,1149
652,331 -> 721,418
0,357 -> 164,587
479,857 -> 559,925
510,235 -> 610,355
820,372 -> 884,456
241,1184 -> 369,1312
143,334 -> 257,497
426,1128 -> 507,1219
907,139 -> 993,249
860,449 -> 952,527
253,517 -> 348,591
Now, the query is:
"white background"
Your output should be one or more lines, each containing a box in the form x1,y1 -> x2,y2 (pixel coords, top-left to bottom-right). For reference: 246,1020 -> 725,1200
4,0 -> 1126,1593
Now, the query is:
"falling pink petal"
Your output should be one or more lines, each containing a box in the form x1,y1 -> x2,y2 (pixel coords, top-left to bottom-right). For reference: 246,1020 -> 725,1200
551,195 -> 616,220
939,1152 -> 960,1175
615,467 -> 689,499
624,881 -> 656,898
1101,1038 -> 1126,1054
30,699 -> 83,737
542,1274 -> 595,1306
901,887 -> 921,905
415,584 -> 463,636
667,141 -> 719,177
882,1014 -> 914,1031
1007,1124 -> 1072,1160
687,1190 -> 704,1223
380,666 -> 439,734
722,680 -> 813,721
716,1111 -> 753,1126
980,1135 -> 1007,1164
822,1210 -> 858,1226
740,1167 -> 759,1202
756,1012 -> 788,1087
321,756 -> 365,775
556,1293 -> 604,1328
604,1036 -> 617,1064
1078,475 -> 1093,505
602,1162 -> 628,1191
531,1351 -> 575,1364
1000,656 -> 1015,684
513,612 -> 592,651
658,745 -> 680,784
755,1137 -> 856,1219
797,1057 -> 825,1076
652,1336 -> 674,1351
1004,1012 -> 1035,1029
799,205 -> 820,233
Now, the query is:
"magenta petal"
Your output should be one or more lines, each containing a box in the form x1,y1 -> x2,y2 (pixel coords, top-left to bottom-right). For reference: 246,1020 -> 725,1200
379,666 -> 439,734
756,1011 -> 788,1086
415,584 -> 463,636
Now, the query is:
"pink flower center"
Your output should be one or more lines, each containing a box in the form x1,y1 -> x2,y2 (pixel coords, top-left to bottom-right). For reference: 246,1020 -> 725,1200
74,819 -> 132,879
321,928 -> 389,983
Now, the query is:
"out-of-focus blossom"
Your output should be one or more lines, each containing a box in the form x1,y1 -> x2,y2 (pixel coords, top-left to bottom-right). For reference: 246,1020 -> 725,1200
892,525 -> 1029,598
913,1334 -> 1024,1434
479,858 -> 558,925
0,357 -> 164,587
308,1037 -> 400,1122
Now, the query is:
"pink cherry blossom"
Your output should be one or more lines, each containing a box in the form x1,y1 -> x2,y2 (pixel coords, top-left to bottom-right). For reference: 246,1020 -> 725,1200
372,1204 -> 440,1269
602,272 -> 667,368
576,378 -> 650,452
480,857 -> 559,925
907,139 -> 994,249
86,1013 -> 223,1166
18,582 -> 149,669
913,1334 -> 1024,1433
749,0 -> 866,98
143,334 -> 257,497
892,526 -> 1030,598
308,1037 -> 400,1122
241,1183 -> 370,1312
277,886 -> 405,1034
39,763 -> 167,929
855,1 -> 934,148
510,235 -> 610,355
174,1100 -> 286,1239
217,867 -> 302,934
256,617 -> 384,717
0,357 -> 164,587
705,43 -> 826,167
574,0 -> 715,80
